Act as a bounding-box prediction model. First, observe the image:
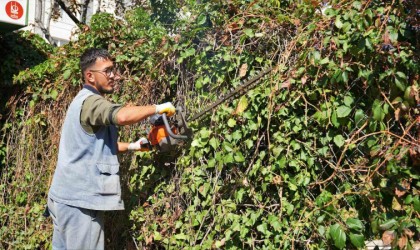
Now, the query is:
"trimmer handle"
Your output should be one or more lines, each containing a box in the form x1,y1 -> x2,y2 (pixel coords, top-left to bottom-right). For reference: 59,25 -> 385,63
161,107 -> 190,140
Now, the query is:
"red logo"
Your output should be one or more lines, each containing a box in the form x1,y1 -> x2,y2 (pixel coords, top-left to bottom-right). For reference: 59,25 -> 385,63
6,1 -> 24,20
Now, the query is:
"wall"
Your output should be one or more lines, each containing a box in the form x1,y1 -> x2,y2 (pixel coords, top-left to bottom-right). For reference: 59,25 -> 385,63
21,0 -> 116,46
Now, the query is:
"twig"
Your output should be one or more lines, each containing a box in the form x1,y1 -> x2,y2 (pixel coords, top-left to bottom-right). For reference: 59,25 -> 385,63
367,121 -> 417,181
310,120 -> 369,186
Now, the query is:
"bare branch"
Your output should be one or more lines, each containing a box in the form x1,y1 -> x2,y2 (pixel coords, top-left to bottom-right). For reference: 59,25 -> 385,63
55,0 -> 82,25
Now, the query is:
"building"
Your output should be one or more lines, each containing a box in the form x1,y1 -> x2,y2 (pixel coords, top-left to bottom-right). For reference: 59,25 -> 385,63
1,0 -> 117,46
0,0 -> 30,33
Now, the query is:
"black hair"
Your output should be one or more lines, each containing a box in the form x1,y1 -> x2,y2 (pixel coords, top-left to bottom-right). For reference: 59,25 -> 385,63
79,48 -> 112,76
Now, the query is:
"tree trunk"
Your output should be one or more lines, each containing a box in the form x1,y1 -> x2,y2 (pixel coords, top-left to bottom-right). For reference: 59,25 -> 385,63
34,0 -> 43,35
96,0 -> 102,13
81,0 -> 91,24
35,0 -> 56,46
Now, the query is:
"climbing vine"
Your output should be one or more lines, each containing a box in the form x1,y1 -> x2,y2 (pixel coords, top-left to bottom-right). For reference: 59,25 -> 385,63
1,0 -> 418,249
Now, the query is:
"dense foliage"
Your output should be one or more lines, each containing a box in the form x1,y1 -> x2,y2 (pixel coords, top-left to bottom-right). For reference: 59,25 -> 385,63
0,32 -> 53,124
1,0 -> 419,249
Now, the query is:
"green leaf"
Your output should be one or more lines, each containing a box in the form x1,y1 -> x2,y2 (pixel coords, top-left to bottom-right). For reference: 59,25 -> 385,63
318,225 -> 326,236
344,96 -> 354,107
373,102 -> 384,121
63,69 -> 72,80
223,142 -> 234,152
383,103 -> 389,115
346,218 -> 364,232
244,29 -> 254,37
240,225 -> 249,238
335,16 -> 343,29
197,14 -> 207,25
317,214 -> 326,223
329,223 -> 346,249
209,137 -> 218,150
224,154 -> 233,163
363,29 -> 374,37
235,188 -> 245,202
257,223 -> 268,235
154,231 -> 162,241
379,219 -> 397,230
186,48 -> 196,56
223,54 -> 231,61
288,182 -> 297,191
235,96 -> 249,115
352,1 -> 362,10
395,76 -> 406,92
388,28 -> 398,43
245,139 -> 254,149
268,215 -> 281,231
174,233 -> 189,240
331,111 -> 340,127
336,105 -> 352,118
354,109 -> 365,126
232,131 -> 242,141
342,71 -> 348,83
207,158 -> 215,168
228,119 -> 236,127
215,240 -> 225,248
191,139 -> 200,147
182,48 -> 196,59
320,57 -> 329,64
413,196 -> 420,212
50,89 -> 58,100
312,51 -> 321,61
234,152 -> 245,163
200,129 -> 211,138
342,22 -> 351,33
349,233 -> 365,248
334,135 -> 345,147
365,38 -> 372,50
195,81 -> 202,89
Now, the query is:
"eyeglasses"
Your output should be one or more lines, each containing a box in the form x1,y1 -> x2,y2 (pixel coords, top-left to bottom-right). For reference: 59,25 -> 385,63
90,66 -> 119,78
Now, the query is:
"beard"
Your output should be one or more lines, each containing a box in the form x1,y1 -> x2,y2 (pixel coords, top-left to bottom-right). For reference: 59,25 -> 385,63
97,82 -> 114,94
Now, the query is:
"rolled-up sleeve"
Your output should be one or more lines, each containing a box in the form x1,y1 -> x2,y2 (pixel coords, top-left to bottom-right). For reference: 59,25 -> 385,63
80,95 -> 122,133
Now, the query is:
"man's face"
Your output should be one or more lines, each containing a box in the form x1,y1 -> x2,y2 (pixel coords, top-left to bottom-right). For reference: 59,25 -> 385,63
85,57 -> 118,95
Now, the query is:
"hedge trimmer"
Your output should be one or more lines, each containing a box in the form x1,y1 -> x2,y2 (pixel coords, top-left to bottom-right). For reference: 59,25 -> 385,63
145,67 -> 273,152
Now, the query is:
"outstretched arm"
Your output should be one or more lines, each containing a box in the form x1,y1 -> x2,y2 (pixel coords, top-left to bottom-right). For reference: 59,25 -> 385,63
115,102 -> 175,126
115,105 -> 156,125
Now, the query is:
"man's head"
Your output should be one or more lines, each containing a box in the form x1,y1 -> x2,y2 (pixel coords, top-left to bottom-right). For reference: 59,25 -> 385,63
80,48 -> 118,95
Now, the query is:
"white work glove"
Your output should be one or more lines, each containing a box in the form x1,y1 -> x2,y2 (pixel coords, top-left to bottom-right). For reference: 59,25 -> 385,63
155,102 -> 176,116
128,137 -> 150,151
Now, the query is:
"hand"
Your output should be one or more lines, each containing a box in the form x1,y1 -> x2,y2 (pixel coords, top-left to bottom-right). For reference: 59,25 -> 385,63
128,137 -> 150,151
155,102 -> 176,116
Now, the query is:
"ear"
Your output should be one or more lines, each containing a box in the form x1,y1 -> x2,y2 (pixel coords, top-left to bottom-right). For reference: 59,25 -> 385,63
85,71 -> 95,83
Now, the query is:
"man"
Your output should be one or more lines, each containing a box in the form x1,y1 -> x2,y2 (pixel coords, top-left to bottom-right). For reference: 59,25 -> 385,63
47,48 -> 175,249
